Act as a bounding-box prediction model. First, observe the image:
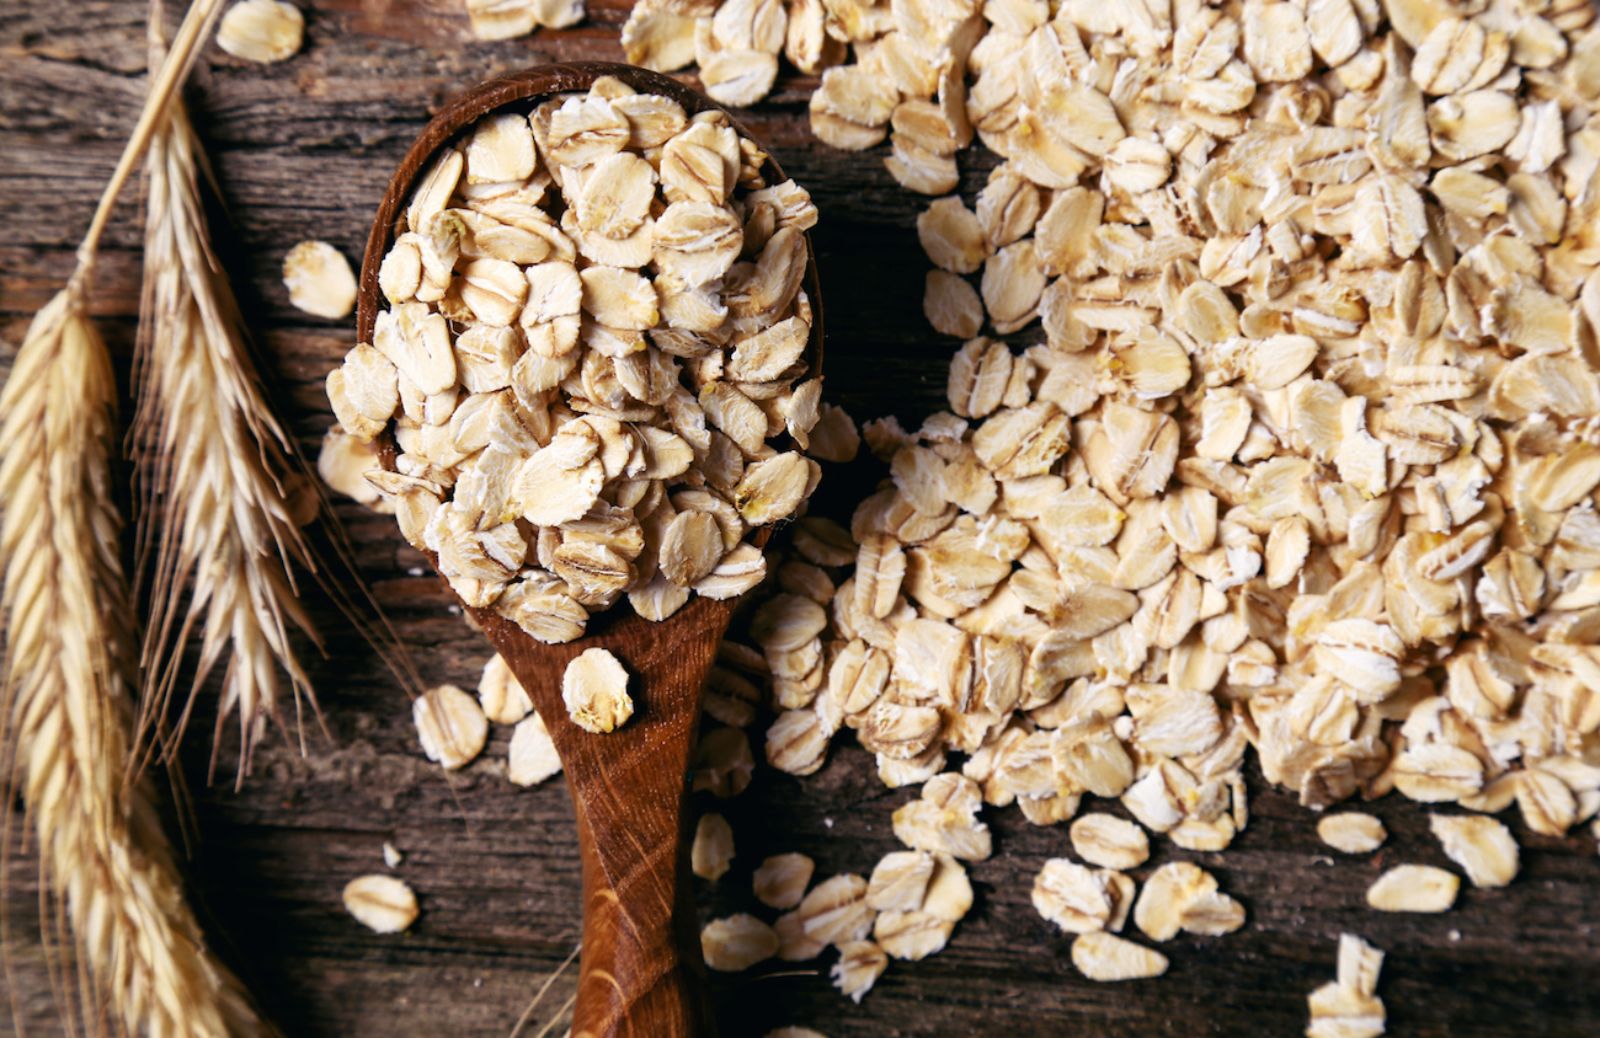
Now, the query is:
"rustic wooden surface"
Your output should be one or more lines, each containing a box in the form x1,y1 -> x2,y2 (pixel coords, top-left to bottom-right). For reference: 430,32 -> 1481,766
1,3 -> 1597,1037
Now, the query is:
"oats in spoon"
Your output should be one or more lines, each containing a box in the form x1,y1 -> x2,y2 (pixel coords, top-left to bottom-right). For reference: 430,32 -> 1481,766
335,77 -> 822,640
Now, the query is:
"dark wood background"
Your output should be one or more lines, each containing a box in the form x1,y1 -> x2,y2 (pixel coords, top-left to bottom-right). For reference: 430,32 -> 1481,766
2,3 -> 1597,1035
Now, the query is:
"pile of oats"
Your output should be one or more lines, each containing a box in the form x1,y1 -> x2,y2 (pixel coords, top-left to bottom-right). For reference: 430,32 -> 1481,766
673,0 -> 1600,1007
775,0 -> 1600,860
327,76 -> 826,641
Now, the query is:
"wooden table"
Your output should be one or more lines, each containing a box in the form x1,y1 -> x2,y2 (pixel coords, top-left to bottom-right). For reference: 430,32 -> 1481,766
2,3 -> 1597,1035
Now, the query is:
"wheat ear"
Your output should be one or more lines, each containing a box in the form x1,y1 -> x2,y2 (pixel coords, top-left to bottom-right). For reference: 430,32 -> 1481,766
131,1 -> 423,785
0,1 -> 274,1034
130,57 -> 325,787
1,287 -> 272,1038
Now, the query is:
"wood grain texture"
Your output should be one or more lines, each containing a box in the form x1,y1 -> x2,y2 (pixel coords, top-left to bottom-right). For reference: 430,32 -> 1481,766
1,5 -> 1598,1038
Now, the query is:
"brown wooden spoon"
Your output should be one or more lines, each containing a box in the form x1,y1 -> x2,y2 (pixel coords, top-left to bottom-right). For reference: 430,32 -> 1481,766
355,62 -> 823,1038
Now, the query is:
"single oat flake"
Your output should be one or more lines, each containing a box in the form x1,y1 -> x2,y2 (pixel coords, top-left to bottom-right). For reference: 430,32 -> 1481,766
1429,814 -> 1519,888
1071,932 -> 1169,982
217,0 -> 303,64
478,652 -> 533,725
282,241 -> 357,319
1366,865 -> 1460,914
692,813 -> 736,882
562,648 -> 634,734
507,712 -> 562,787
413,684 -> 488,770
754,853 -> 815,910
702,913 -> 779,971
342,874 -> 419,934
1318,814 -> 1387,855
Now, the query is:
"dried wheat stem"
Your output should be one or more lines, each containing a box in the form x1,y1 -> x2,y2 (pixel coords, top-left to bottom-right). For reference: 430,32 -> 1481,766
130,82 -> 326,783
0,293 -> 271,1037
70,0 -> 226,293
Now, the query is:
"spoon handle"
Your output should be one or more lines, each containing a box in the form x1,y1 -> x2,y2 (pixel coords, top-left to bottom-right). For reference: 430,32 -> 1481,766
571,796 -> 714,1038
488,599 -> 733,1038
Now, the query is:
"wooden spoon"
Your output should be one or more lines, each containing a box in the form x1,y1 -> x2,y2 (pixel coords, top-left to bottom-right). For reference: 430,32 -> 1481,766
355,62 -> 823,1038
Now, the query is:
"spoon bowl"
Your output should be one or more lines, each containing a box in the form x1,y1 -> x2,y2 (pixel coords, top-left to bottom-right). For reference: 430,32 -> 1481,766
355,62 -> 824,1038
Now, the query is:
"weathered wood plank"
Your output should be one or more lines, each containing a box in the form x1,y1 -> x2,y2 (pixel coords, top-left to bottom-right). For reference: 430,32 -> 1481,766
2,4 -> 1598,1037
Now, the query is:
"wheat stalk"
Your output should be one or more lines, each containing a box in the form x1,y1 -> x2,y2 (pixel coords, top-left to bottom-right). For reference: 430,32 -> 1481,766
131,1 -> 423,784
1,288 -> 271,1038
129,57 -> 325,787
0,1 -> 275,1034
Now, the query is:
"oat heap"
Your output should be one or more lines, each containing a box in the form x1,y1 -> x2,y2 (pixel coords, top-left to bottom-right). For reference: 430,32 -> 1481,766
744,0 -> 1600,867
326,77 -> 829,640
676,0 -> 1600,1009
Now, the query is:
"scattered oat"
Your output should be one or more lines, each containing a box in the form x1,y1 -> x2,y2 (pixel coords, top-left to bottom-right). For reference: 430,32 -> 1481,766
382,842 -> 403,869
478,652 -> 533,724
508,712 -> 562,786
1134,862 -> 1218,942
465,0 -> 583,41
1366,865 -> 1460,913
413,684 -> 488,770
1307,933 -> 1386,1038
830,940 -> 888,1003
892,773 -> 991,861
702,913 -> 779,971
1180,890 -> 1247,937
754,853 -> 814,910
342,874 -> 419,934
1317,814 -> 1387,855
774,908 -> 825,962
217,0 -> 303,64
1429,814 -> 1519,888
561,648 -> 633,734
874,907 -> 956,962
1032,859 -> 1121,935
316,425 -> 384,507
283,241 -> 356,319
796,873 -> 873,948
694,725 -> 755,798
1069,814 -> 1151,871
1070,932 -> 1169,982
692,813 -> 736,881
867,850 -> 935,913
